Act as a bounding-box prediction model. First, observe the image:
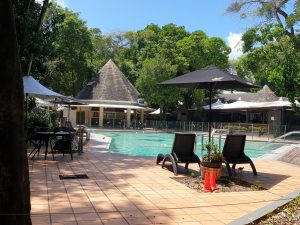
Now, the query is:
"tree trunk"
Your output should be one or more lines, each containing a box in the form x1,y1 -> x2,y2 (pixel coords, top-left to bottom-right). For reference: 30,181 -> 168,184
0,1 -> 31,224
26,0 -> 49,75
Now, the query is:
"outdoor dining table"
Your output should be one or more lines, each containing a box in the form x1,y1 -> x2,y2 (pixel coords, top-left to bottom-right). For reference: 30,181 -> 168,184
36,131 -> 75,160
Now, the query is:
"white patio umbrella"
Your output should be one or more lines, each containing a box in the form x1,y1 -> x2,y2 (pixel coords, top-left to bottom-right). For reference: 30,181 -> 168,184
35,98 -> 53,107
202,99 -> 224,110
23,76 -> 63,97
23,76 -> 64,127
149,108 -> 161,115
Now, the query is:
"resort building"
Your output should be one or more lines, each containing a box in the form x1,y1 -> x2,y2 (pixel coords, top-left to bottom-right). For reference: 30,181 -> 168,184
182,85 -> 300,133
198,85 -> 300,132
67,59 -> 148,128
216,85 -> 299,126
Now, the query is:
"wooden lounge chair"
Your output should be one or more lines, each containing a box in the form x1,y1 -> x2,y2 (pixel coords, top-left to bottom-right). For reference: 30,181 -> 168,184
156,133 -> 201,176
222,134 -> 257,176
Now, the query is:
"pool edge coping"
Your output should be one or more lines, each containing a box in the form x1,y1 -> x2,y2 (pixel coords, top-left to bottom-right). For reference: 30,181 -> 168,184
227,188 -> 300,225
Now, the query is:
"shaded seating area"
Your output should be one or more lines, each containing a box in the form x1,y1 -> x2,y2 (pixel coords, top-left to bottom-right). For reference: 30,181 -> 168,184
222,134 -> 257,176
27,126 -> 77,160
27,132 -> 44,159
156,133 -> 201,176
27,126 -> 52,159
50,131 -> 75,160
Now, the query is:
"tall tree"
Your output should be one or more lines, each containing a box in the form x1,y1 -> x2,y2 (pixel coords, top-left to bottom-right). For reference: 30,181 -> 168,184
0,0 -> 31,224
26,0 -> 50,75
235,25 -> 300,104
116,24 -> 231,110
136,55 -> 182,118
227,0 -> 299,37
40,4 -> 94,96
12,0 -> 42,75
228,0 -> 300,105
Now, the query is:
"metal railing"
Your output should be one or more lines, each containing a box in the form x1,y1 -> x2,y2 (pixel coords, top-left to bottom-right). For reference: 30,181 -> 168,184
87,119 -> 300,139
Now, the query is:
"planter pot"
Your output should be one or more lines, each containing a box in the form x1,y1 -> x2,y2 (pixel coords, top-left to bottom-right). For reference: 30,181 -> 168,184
201,164 -> 222,180
201,162 -> 222,168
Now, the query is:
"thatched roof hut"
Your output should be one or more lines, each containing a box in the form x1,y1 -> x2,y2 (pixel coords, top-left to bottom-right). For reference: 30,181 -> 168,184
218,85 -> 285,103
77,59 -> 140,102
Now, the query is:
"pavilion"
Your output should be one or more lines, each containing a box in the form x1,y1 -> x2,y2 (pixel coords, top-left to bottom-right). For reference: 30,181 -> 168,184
67,59 -> 148,128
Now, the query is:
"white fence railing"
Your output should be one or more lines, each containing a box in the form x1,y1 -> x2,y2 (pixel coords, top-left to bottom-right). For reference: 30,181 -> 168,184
88,119 -> 299,140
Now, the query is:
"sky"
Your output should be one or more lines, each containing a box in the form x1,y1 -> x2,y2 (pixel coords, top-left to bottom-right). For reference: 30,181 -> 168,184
53,0 -> 259,59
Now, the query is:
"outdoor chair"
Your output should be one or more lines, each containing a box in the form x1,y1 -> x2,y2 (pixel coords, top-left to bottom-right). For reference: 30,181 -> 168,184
27,126 -> 51,159
222,134 -> 257,176
50,132 -> 75,160
27,132 -> 43,159
156,133 -> 201,176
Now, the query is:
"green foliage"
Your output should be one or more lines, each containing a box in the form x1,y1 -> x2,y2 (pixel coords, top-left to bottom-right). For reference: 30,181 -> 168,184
27,108 -> 51,128
202,142 -> 223,163
42,4 -> 93,96
228,1 -> 300,108
123,24 -> 230,111
190,172 -> 196,178
235,24 -> 300,107
14,2 -> 232,110
226,0 -> 299,36
136,55 -> 182,117
250,182 -> 263,191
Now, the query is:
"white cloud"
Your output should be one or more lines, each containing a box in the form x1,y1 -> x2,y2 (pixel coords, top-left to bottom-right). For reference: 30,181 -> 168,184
36,0 -> 67,8
227,32 -> 243,60
55,0 -> 67,8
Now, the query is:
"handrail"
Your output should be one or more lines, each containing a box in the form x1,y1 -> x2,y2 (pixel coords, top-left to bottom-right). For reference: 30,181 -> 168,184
266,131 -> 300,144
198,133 -> 224,157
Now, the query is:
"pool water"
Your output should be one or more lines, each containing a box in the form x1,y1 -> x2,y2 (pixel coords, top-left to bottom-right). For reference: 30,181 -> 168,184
93,131 -> 283,158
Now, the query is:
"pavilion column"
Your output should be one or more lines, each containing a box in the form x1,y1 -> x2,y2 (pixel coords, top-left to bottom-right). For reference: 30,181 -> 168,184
99,107 -> 104,127
126,108 -> 131,128
140,109 -> 144,123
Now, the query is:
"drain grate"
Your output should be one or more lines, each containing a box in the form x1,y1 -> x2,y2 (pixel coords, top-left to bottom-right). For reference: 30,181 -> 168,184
59,174 -> 89,179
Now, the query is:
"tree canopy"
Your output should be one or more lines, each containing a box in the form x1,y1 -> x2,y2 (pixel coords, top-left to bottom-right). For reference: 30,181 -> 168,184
14,2 -> 232,111
228,0 -> 300,106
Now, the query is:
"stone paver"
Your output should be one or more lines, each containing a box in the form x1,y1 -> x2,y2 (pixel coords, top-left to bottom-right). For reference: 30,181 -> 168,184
28,139 -> 300,225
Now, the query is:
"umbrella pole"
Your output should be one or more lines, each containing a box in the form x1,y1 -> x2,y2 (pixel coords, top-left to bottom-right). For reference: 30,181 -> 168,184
78,106 -> 83,155
68,104 -> 70,121
208,85 -> 212,142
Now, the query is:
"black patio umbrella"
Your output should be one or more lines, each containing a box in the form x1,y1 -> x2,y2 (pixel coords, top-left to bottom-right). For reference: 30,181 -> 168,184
159,65 -> 259,142
53,97 -> 87,154
52,96 -> 86,122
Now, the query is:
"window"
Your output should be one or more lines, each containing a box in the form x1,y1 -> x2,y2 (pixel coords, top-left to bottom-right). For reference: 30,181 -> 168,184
92,112 -> 99,118
76,111 -> 85,124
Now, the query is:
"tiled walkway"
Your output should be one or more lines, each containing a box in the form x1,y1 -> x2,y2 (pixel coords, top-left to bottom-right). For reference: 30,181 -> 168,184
29,140 -> 300,225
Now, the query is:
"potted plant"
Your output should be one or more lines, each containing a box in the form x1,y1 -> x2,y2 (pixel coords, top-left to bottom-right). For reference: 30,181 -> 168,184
201,142 -> 223,179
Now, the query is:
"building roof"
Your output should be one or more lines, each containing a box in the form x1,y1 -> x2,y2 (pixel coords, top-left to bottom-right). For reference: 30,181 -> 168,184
77,59 -> 140,102
218,85 -> 285,102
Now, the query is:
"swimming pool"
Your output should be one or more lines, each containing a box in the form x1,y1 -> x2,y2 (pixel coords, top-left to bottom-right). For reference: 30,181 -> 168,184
92,131 -> 283,158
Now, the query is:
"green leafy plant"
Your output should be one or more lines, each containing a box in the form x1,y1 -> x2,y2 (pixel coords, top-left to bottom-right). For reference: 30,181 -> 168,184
250,182 -> 262,191
202,142 -> 223,164
27,108 -> 54,129
190,172 -> 196,178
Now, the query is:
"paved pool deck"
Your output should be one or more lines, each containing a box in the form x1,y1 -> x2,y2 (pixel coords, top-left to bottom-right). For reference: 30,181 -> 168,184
29,138 -> 300,225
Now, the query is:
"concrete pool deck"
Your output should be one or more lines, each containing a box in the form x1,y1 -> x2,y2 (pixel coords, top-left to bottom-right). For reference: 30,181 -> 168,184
29,138 -> 300,225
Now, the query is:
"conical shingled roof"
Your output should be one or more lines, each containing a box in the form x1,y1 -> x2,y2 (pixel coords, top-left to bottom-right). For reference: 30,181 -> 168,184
219,85 -> 281,102
256,85 -> 279,101
77,59 -> 140,101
